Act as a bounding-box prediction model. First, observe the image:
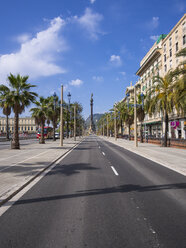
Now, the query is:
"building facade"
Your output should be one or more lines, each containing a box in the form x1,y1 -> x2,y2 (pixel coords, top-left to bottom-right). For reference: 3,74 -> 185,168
134,14 -> 186,139
0,116 -> 37,133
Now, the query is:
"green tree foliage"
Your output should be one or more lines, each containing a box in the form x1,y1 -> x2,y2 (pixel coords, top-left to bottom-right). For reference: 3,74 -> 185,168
30,97 -> 49,144
0,74 -> 37,149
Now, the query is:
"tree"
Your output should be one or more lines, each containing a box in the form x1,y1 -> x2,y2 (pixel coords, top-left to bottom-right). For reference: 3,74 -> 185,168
137,93 -> 145,143
170,48 -> 186,116
0,85 -> 11,140
46,96 -> 60,141
0,74 -> 37,149
30,97 -> 49,144
70,102 -> 83,137
146,71 -> 174,147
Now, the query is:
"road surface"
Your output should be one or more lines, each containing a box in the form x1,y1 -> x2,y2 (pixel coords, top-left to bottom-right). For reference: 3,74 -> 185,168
0,135 -> 186,247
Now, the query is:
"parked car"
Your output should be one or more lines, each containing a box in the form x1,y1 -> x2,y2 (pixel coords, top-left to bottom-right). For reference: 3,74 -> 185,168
55,132 -> 60,139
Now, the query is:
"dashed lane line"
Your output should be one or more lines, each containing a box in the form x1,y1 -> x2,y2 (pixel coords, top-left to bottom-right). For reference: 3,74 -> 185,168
111,166 -> 119,176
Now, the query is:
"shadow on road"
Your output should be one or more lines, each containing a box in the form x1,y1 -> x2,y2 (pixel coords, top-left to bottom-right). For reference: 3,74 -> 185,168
10,182 -> 186,206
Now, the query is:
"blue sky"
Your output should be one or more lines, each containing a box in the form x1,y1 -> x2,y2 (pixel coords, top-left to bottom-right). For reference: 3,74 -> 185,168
0,0 -> 185,119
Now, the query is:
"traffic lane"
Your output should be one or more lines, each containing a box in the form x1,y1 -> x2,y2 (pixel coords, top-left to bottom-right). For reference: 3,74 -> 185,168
0,136 -> 162,248
97,137 -> 186,248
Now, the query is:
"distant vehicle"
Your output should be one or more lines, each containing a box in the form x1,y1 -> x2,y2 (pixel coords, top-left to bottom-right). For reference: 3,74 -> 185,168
37,126 -> 53,139
55,132 -> 60,139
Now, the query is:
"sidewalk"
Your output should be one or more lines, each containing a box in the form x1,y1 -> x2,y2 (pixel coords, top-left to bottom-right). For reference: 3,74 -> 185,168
0,137 -> 83,206
100,136 -> 186,177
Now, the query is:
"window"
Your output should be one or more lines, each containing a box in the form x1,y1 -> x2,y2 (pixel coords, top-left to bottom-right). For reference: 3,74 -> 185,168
170,60 -> 172,68
169,37 -> 172,47
176,42 -> 178,52
170,49 -> 172,57
31,127 -> 33,131
183,35 -> 186,45
183,22 -> 186,34
164,54 -> 166,62
164,64 -> 167,72
28,127 -> 30,131
164,44 -> 166,52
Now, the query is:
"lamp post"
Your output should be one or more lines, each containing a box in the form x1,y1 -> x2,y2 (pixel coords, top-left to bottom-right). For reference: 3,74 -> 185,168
107,114 -> 109,138
67,92 -> 71,138
114,106 -> 117,141
103,120 -> 105,136
74,105 -> 76,141
60,85 -> 63,147
126,88 -> 144,147
53,92 -> 57,141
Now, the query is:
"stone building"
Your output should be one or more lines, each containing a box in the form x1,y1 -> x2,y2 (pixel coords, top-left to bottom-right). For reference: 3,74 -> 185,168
0,116 -> 37,133
134,14 -> 186,139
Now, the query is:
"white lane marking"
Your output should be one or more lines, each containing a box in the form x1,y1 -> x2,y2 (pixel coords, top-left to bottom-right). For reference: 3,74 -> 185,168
99,146 -> 100,149
111,166 -> 119,176
102,152 -> 105,156
0,150 -> 50,172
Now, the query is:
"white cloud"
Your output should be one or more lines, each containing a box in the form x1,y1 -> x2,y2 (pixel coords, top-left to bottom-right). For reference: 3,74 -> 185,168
151,17 -> 159,29
77,8 -> 103,40
0,17 -> 67,82
150,35 -> 159,41
92,76 -> 103,82
69,79 -> 83,86
110,55 -> 122,66
120,71 -> 126,76
16,34 -> 31,43
90,0 -> 96,3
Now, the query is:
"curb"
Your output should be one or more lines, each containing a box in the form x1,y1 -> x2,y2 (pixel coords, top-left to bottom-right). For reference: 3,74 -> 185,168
0,138 -> 84,207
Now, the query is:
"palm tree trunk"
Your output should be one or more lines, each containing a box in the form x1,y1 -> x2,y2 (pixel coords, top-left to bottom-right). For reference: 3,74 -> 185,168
120,119 -> 122,135
40,121 -> 45,144
140,122 -> 143,143
53,121 -> 56,141
163,112 -> 169,147
6,114 -> 9,140
11,110 -> 20,149
128,124 -> 131,140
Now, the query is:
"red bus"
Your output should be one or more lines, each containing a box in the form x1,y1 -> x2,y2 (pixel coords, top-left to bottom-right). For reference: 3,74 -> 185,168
37,126 -> 53,139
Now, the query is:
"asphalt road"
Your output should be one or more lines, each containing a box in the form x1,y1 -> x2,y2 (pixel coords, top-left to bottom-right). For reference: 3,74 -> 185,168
0,135 -> 186,248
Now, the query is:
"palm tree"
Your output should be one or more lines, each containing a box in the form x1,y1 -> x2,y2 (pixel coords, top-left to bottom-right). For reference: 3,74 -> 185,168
170,47 -> 186,116
124,105 -> 134,140
0,74 -> 37,149
30,97 -> 49,144
0,85 -> 11,140
137,93 -> 145,143
47,95 -> 60,141
115,102 -> 125,135
146,71 -> 174,147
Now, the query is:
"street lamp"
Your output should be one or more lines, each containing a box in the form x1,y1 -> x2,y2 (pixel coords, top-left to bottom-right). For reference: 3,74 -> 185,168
126,88 -> 144,147
60,85 -> 63,147
53,92 -> 57,141
67,92 -> 71,138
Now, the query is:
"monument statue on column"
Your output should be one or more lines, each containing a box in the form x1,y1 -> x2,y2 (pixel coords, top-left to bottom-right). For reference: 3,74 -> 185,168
90,93 -> 95,133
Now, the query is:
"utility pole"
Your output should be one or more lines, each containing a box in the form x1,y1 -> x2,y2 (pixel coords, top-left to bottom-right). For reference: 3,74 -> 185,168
134,86 -> 138,147
74,105 -> 76,141
60,85 -> 63,147
107,115 -> 109,138
114,107 -> 117,141
103,121 -> 104,136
